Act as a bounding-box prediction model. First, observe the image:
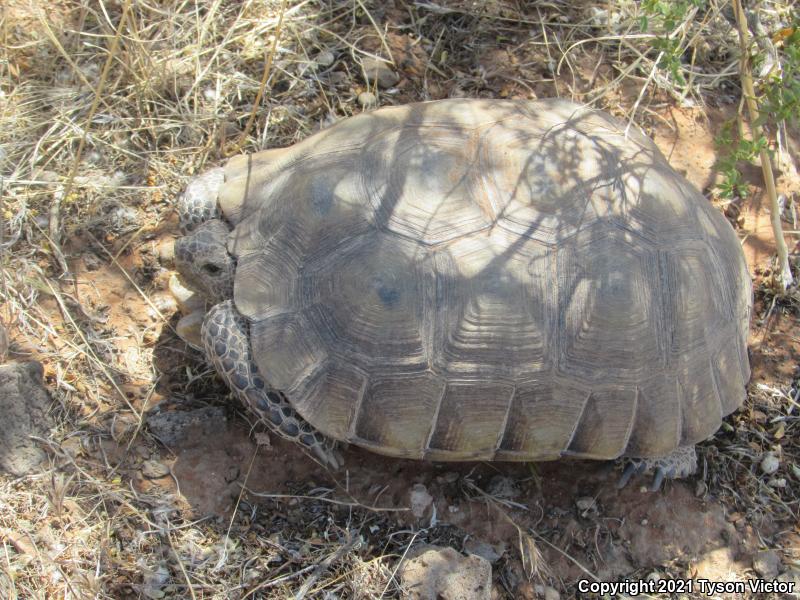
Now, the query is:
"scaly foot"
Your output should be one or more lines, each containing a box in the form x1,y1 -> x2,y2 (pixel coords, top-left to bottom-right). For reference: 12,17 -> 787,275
617,445 -> 697,491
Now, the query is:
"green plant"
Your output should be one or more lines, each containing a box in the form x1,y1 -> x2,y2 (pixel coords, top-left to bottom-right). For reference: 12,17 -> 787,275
714,121 -> 769,200
640,0 -> 706,84
758,23 -> 800,128
714,16 -> 799,201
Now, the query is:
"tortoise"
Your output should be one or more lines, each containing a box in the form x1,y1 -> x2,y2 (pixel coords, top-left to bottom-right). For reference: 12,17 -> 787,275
173,98 -> 752,489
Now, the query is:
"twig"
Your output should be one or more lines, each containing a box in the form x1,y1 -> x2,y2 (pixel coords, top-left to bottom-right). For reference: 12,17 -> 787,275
732,0 -> 793,289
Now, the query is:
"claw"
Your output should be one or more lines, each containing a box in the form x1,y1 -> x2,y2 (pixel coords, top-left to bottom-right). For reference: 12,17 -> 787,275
316,446 -> 340,470
649,466 -> 667,492
617,461 -> 645,489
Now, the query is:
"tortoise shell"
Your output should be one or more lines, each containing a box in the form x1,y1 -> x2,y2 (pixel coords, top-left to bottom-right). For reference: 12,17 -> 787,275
218,98 -> 751,461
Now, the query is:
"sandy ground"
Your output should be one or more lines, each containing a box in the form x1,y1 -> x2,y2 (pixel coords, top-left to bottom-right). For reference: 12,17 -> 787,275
3,1 -> 800,597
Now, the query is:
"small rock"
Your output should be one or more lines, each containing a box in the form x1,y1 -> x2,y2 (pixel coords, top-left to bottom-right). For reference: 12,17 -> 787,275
442,472 -> 459,484
0,322 -> 8,362
399,545 -> 491,600
151,293 -> 178,315
692,547 -> 739,581
141,459 -> 170,479
60,437 -> 84,458
543,586 -> 560,600
83,252 -> 103,271
357,91 -> 377,108
777,570 -> 800,600
760,452 -> 780,474
463,537 -> 504,563
753,549 -> 781,578
533,585 -> 560,600
410,483 -> 434,519
142,561 -> 170,599
0,361 -> 52,476
695,480 -> 708,497
147,406 -> 227,447
314,50 -> 335,68
360,57 -> 399,89
156,238 -> 176,266
487,475 -> 519,499
96,201 -> 139,233
575,496 -> 597,515
327,71 -> 348,85
33,169 -> 60,184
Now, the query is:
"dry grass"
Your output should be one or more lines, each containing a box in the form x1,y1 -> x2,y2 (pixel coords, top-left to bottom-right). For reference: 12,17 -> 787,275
1,0 -> 798,598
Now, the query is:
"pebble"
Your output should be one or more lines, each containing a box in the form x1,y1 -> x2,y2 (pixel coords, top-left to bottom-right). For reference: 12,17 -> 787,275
695,480 -> 708,496
327,71 -> 347,85
399,545 -> 491,600
0,322 -> 7,362
534,584 -> 560,600
360,57 -> 399,89
760,452 -> 780,474
141,459 -> 170,479
463,537 -> 504,563
146,407 -> 227,447
409,483 -> 434,519
34,169 -> 60,184
753,549 -> 781,578
156,238 -> 176,265
487,475 -> 519,499
357,91 -> 377,108
0,361 -> 51,476
575,496 -> 597,515
543,586 -> 560,600
314,50 -> 335,68
777,570 -> 800,600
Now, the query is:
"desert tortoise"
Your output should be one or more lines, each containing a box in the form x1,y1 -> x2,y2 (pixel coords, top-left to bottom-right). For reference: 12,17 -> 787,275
173,98 -> 752,488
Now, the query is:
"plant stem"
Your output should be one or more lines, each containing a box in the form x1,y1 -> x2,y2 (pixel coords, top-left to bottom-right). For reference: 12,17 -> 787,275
732,0 -> 793,289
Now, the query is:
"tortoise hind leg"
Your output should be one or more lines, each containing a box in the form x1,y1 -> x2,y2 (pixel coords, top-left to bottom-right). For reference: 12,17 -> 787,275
202,300 -> 339,469
617,445 -> 697,492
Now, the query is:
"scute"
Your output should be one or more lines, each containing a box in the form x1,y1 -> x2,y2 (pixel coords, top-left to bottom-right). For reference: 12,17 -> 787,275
353,372 -> 446,458
363,126 -> 492,244
432,229 -> 554,378
565,387 -> 638,460
426,382 -> 514,459
496,377 -> 589,460
302,232 -> 430,370
556,225 -> 663,384
213,98 -> 752,460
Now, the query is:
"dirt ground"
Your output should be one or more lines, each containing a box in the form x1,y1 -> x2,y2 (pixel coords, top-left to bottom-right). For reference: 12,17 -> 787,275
2,1 -> 800,598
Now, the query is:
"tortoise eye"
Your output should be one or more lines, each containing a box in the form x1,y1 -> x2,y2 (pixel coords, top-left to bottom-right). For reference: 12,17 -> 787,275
202,263 -> 221,275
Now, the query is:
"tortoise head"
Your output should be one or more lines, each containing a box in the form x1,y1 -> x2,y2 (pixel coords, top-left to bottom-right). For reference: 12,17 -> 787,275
174,219 -> 235,303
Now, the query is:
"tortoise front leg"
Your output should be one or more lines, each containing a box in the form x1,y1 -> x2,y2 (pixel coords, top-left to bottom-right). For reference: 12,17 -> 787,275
202,300 -> 339,469
617,445 -> 697,492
